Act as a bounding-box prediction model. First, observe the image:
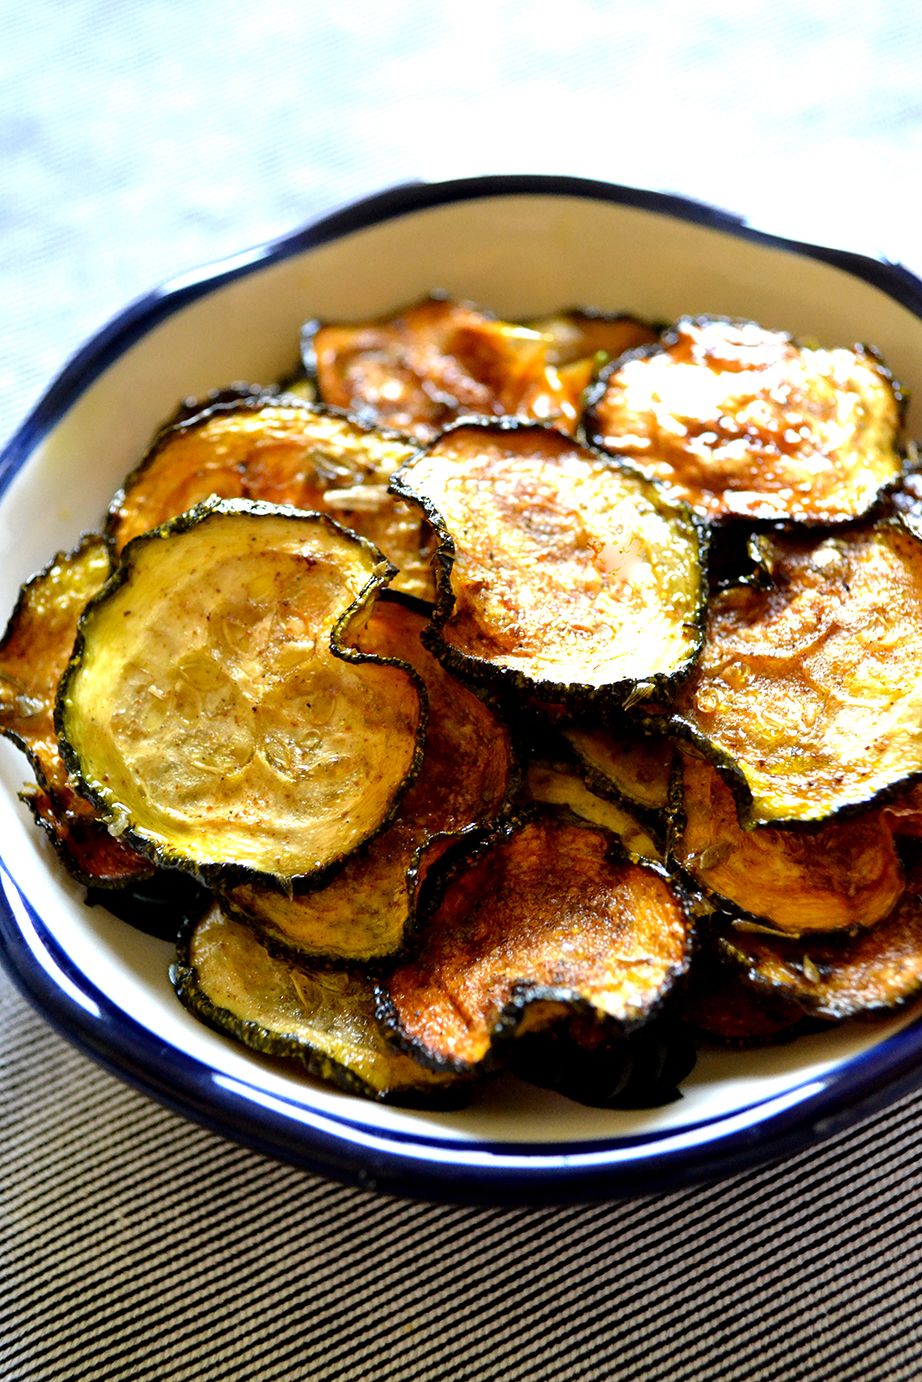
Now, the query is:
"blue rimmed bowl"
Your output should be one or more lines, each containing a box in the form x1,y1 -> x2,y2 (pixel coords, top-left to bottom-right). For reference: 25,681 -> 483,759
3,175 -> 922,1205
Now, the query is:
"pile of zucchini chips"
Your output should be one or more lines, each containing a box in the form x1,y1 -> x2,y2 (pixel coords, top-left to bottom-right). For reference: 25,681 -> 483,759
6,294 -> 922,1110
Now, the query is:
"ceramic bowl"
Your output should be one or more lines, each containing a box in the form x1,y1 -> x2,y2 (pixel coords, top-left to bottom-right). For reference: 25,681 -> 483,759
3,175 -> 922,1204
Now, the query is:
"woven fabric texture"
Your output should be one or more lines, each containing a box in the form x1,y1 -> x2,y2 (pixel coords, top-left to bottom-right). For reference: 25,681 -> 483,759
4,967 -> 922,1382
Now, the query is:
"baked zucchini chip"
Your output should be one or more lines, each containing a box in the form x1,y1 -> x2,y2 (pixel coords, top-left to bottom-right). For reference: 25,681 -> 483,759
884,782 -> 922,837
392,420 -> 706,704
223,597 -> 515,962
524,761 -> 661,862
377,810 -> 693,1075
172,905 -> 468,1107
57,501 -> 425,884
583,316 -> 904,524
669,751 -> 903,935
680,951 -> 807,1046
85,869 -> 211,941
106,400 -> 435,602
504,1009 -> 696,1108
155,382 -> 274,433
274,366 -> 316,403
717,861 -> 922,1021
0,534 -> 153,885
1,534 -> 111,792
562,721 -> 674,819
525,311 -> 660,437
674,519 -> 922,825
24,784 -> 155,887
303,295 -> 567,442
527,310 -> 659,367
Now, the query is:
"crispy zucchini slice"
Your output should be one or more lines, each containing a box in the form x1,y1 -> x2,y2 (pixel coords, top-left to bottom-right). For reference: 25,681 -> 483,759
377,810 -> 693,1074
156,382 -> 274,433
85,869 -> 211,941
680,952 -> 807,1046
524,761 -> 661,862
882,781 -> 922,837
670,750 -> 903,934
303,295 -> 565,442
552,358 -> 598,432
524,312 -> 660,438
57,501 -> 425,884
505,1010 -> 696,1108
392,420 -> 706,704
583,316 -> 904,524
527,310 -> 659,367
562,721 -> 674,817
106,400 -> 435,602
674,519 -> 922,825
223,597 -> 515,962
0,534 -> 111,793
717,862 -> 922,1020
172,905 -> 467,1106
0,534 -> 154,885
24,783 -> 155,886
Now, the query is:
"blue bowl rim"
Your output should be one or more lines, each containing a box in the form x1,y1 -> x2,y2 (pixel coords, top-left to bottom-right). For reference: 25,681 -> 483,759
2,172 -> 922,1206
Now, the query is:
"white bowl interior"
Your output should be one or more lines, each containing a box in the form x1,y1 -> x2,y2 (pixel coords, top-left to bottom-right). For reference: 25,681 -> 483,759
2,190 -> 921,1149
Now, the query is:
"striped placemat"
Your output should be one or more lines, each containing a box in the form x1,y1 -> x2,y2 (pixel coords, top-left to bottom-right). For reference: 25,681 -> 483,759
4,965 -> 922,1381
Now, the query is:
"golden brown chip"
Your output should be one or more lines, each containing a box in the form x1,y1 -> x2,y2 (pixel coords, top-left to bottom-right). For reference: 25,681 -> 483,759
304,295 -> 567,442
58,503 -> 425,884
505,1006 -> 696,1108
25,784 -> 155,886
672,751 -> 903,934
675,520 -> 922,824
392,420 -> 706,701
583,316 -> 903,524
278,376 -> 316,403
172,905 -> 465,1105
224,598 -> 514,961
680,956 -> 806,1046
528,310 -> 658,367
552,358 -> 597,432
718,862 -> 922,1020
378,812 -> 693,1072
524,762 -> 661,862
0,535 -> 154,885
563,722 -> 674,814
524,312 -> 660,438
0,534 -> 111,793
107,401 -> 435,601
